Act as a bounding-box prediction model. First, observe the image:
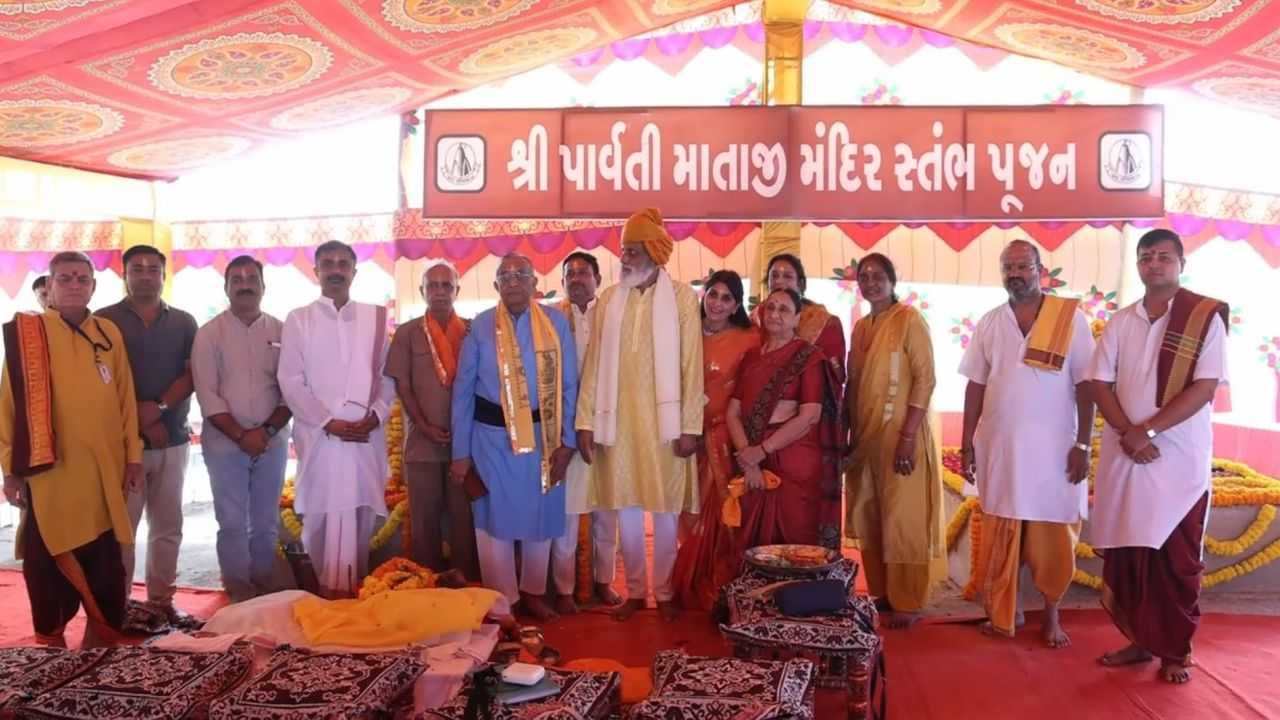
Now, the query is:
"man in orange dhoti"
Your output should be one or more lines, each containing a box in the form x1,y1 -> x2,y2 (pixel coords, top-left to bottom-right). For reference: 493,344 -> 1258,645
1,252 -> 142,647
1091,230 -> 1228,685
960,241 -> 1096,647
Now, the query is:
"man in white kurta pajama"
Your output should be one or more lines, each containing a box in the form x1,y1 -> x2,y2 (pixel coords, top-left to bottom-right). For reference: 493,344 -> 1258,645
960,241 -> 1095,648
279,241 -> 393,598
547,253 -> 621,614
1090,229 -> 1228,685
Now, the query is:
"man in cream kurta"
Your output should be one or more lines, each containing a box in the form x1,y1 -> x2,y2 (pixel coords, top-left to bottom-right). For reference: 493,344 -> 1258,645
1090,230 -> 1228,684
577,209 -> 703,623
548,252 -> 621,614
959,240 -> 1095,647
279,241 -> 394,598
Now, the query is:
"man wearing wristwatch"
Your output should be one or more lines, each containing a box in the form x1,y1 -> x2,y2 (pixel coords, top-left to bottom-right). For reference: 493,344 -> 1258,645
959,240 -> 1097,649
1090,229 -> 1229,685
96,244 -> 198,620
191,255 -> 292,603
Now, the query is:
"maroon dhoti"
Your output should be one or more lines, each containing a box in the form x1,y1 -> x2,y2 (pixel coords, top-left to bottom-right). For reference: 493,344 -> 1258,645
1101,492 -> 1209,664
22,502 -> 127,638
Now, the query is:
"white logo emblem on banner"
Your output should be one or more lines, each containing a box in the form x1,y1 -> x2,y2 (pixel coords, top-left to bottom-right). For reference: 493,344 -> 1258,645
1099,132 -> 1151,191
436,135 -> 485,192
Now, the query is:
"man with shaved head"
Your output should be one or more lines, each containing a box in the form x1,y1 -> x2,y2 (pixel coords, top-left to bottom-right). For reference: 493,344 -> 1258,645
959,239 -> 1096,647
386,260 -> 480,582
451,253 -> 578,621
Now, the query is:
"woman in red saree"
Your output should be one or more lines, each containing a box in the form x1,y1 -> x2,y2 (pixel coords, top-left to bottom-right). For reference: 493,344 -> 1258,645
672,271 -> 759,611
756,254 -> 846,389
727,289 -> 833,552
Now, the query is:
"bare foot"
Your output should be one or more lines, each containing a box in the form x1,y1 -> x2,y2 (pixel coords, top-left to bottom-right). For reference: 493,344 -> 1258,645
979,620 -> 1013,638
1098,643 -> 1154,667
886,611 -> 922,629
658,600 -> 680,623
1041,606 -> 1070,649
81,621 -> 124,649
519,593 -> 560,623
34,632 -> 67,649
595,582 -> 624,607
612,598 -> 646,622
1160,660 -> 1192,684
554,594 -> 579,616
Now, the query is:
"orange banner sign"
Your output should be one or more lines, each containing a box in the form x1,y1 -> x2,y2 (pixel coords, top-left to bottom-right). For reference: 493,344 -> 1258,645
423,105 -> 1162,222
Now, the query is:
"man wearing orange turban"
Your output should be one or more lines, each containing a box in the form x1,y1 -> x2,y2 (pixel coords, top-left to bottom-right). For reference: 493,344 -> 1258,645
576,208 -> 704,623
621,208 -> 674,266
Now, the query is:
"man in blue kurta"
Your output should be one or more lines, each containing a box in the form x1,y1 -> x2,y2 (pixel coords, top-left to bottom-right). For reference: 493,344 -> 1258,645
451,253 -> 578,622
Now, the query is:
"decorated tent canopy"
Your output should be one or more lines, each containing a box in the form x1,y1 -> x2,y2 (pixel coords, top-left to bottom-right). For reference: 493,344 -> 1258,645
2,0 -> 1280,179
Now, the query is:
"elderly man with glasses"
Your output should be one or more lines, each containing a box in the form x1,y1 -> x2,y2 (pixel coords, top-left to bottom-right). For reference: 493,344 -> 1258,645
450,253 -> 578,622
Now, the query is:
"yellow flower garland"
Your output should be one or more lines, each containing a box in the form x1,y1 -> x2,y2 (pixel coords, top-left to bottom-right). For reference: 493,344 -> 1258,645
1204,504 -> 1276,557
942,448 -> 1280,590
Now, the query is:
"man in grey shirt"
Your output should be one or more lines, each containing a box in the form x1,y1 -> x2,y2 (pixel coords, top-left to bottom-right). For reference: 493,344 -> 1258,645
192,255 -> 292,602
96,244 -> 198,620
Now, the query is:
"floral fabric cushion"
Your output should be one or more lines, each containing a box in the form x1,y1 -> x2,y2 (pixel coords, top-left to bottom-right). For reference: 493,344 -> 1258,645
420,668 -> 621,720
15,643 -> 253,720
0,647 -> 105,714
626,650 -> 815,720
208,646 -> 424,720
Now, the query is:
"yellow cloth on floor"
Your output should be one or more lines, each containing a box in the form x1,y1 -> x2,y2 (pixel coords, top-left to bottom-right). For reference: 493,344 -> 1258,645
292,587 -> 502,647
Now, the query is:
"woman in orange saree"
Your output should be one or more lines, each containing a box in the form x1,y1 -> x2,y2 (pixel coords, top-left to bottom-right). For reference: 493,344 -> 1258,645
845,253 -> 944,629
671,271 -> 759,611
727,289 -> 831,554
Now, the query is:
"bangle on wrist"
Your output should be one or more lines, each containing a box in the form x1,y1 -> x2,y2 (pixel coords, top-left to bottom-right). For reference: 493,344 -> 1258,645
1074,442 -> 1090,453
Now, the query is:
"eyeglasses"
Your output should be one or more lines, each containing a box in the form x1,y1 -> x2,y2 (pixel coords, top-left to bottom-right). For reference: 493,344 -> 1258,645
496,271 -> 533,285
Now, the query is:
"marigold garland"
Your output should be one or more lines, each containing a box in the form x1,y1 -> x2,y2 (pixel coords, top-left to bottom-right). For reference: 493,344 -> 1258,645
1204,504 -> 1276,557
962,507 -> 983,601
358,556 -> 438,600
941,446 -> 1280,590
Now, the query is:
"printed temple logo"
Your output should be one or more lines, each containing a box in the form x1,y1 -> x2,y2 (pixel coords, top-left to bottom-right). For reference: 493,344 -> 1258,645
436,135 -> 485,192
1099,132 -> 1152,191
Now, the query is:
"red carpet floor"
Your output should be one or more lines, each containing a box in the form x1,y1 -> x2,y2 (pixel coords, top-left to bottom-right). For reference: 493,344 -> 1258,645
2,568 -> 1277,719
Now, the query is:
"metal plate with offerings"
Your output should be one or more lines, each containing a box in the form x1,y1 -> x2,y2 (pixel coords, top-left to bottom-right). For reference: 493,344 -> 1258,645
744,544 -> 841,577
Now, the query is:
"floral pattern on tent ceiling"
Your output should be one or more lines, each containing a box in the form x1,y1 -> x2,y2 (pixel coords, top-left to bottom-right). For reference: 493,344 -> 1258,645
0,0 -> 747,179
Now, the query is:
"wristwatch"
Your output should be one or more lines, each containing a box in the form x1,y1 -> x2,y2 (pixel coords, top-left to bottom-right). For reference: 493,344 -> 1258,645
263,425 -> 278,438
1073,442 -> 1090,453
1144,425 -> 1159,440
156,400 -> 168,413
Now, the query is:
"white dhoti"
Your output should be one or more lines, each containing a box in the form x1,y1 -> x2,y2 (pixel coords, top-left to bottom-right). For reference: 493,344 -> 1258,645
302,506 -> 379,597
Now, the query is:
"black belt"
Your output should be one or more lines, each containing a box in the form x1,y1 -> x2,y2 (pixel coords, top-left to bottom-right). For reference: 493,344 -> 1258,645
474,395 -> 540,427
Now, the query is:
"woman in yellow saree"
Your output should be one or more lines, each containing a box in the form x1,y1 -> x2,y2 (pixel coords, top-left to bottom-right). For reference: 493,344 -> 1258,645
845,253 -> 944,629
